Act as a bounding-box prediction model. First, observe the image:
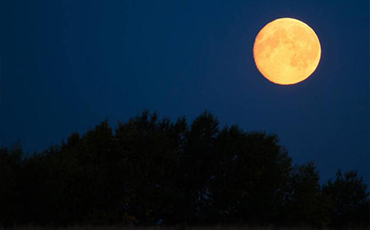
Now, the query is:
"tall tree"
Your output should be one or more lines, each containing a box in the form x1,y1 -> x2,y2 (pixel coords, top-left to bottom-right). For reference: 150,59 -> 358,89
115,111 -> 185,225
172,111 -> 220,225
283,162 -> 330,227
208,128 -> 293,225
322,169 -> 370,228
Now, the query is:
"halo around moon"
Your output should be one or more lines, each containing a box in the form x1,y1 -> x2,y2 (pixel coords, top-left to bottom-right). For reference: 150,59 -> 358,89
253,18 -> 321,85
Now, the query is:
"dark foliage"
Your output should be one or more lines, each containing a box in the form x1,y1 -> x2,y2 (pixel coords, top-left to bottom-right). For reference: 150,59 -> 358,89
0,111 -> 368,228
322,170 -> 370,228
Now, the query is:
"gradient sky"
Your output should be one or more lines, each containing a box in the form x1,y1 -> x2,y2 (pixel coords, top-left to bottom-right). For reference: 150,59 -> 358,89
0,0 -> 369,184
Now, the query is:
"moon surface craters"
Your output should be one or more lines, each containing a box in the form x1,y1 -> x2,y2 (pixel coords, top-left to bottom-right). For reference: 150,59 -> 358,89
253,18 -> 321,85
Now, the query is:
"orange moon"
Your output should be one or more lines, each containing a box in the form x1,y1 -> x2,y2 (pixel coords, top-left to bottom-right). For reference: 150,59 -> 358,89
253,18 -> 321,85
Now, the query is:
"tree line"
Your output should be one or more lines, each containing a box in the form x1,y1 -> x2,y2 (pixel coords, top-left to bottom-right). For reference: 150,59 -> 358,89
0,111 -> 369,228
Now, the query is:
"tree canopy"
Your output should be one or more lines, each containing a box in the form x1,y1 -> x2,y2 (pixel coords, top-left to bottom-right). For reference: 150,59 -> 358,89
0,111 -> 368,228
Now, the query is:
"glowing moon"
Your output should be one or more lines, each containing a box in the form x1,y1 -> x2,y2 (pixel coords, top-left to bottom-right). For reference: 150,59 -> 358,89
253,18 -> 321,85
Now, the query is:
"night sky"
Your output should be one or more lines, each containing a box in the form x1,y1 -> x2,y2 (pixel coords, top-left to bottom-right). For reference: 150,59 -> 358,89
0,0 -> 368,184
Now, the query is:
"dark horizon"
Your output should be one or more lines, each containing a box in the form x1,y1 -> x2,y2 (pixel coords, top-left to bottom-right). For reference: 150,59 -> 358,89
1,109 -> 368,188
1,111 -> 369,227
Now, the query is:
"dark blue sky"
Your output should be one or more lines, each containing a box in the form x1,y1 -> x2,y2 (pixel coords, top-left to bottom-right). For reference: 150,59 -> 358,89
0,0 -> 368,184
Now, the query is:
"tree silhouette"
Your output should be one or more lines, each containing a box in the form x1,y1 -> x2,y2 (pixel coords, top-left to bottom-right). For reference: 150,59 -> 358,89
171,111 -> 219,225
282,162 -> 331,227
0,144 -> 23,226
115,111 -> 187,225
322,169 -> 370,228
0,110 -> 368,227
206,127 -> 293,226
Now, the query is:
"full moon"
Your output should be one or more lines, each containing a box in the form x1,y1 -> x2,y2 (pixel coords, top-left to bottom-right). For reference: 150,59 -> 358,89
253,18 -> 321,85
